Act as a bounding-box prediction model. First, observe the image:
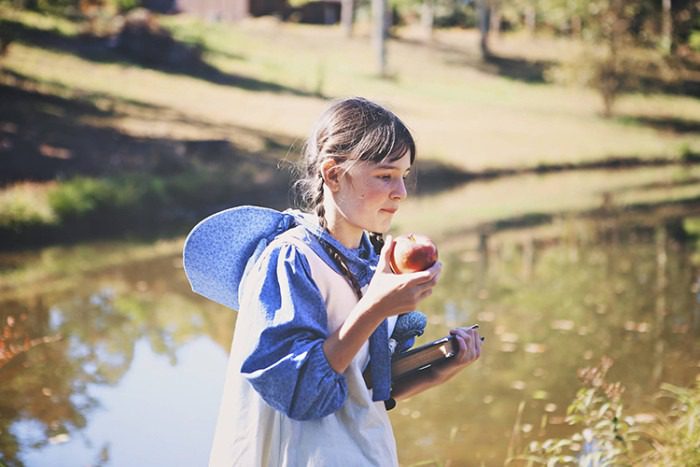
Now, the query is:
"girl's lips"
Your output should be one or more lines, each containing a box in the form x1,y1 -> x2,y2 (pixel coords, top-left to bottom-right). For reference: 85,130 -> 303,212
381,208 -> 398,214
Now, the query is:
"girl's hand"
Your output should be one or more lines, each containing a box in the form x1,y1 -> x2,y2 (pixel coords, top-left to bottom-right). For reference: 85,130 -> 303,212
390,325 -> 483,400
431,325 -> 482,382
360,235 -> 442,319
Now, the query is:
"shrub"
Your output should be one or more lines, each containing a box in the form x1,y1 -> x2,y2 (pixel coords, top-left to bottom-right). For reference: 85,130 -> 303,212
0,183 -> 56,232
47,177 -> 113,220
511,358 -> 700,466
638,381 -> 700,466
513,357 -> 638,466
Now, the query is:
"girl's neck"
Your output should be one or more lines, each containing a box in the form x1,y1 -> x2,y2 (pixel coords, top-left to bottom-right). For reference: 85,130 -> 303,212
322,210 -> 363,250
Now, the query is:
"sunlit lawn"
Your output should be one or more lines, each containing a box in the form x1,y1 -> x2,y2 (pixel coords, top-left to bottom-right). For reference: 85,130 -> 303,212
3,7 -> 700,248
3,7 -> 700,173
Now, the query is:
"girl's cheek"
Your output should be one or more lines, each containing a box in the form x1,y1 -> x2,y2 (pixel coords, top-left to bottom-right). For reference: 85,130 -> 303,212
366,179 -> 386,193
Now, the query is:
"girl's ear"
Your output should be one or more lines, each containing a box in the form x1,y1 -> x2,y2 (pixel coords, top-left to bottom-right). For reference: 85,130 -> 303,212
321,159 -> 342,192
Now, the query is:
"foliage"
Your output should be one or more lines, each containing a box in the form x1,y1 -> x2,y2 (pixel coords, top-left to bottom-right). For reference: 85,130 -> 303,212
432,0 -> 477,29
47,175 -> 165,222
114,0 -> 140,13
540,1 -> 672,117
512,357 -> 700,466
566,1 -> 640,117
2,0 -> 138,15
0,187 -> 55,232
44,172 -> 235,226
6,0 -> 81,16
546,45 -> 676,118
691,32 -> 700,52
0,163 -> 276,243
514,357 -> 639,466
679,143 -> 700,163
286,0 -> 310,9
637,381 -> 700,466
486,0 -> 696,116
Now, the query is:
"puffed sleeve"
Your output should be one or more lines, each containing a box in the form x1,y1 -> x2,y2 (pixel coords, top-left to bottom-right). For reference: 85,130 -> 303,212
239,242 -> 348,421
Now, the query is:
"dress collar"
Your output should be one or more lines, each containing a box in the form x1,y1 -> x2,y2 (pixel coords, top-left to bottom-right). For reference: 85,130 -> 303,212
288,210 -> 379,288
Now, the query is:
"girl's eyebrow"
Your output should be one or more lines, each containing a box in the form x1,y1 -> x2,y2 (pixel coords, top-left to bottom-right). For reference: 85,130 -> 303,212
376,163 -> 411,172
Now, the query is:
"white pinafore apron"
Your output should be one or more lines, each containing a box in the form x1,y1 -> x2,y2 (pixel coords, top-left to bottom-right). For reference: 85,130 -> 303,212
209,232 -> 398,467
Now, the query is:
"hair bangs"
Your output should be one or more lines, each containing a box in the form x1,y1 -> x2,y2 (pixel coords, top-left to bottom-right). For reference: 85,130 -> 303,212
356,118 -> 415,165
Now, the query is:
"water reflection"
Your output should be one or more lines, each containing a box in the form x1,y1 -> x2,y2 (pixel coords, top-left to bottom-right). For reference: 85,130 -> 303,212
1,213 -> 699,466
17,338 -> 229,467
392,217 -> 700,465
0,249 -> 234,466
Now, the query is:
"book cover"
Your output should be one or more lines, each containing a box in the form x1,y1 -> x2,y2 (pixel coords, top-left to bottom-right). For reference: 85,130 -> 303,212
391,335 -> 457,382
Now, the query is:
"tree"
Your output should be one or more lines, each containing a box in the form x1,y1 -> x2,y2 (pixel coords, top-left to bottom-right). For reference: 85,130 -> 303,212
539,0 -> 656,117
661,0 -> 672,54
477,0 -> 491,57
420,0 -> 435,42
372,0 -> 388,76
341,0 -> 354,37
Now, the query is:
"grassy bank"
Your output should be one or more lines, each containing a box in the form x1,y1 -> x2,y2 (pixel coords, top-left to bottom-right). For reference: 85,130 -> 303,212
1,7 -> 700,246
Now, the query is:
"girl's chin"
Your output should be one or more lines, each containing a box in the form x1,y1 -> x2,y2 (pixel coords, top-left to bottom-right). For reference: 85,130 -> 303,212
352,214 -> 392,235
368,220 -> 392,234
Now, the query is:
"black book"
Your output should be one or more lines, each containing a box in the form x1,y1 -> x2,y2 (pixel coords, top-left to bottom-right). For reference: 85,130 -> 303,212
391,335 -> 457,382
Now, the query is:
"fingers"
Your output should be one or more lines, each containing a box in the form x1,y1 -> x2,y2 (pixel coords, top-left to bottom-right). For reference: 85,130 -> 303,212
400,262 -> 440,304
413,261 -> 442,302
377,235 -> 395,273
371,243 -> 441,313
418,286 -> 433,300
405,261 -> 442,285
449,325 -> 482,363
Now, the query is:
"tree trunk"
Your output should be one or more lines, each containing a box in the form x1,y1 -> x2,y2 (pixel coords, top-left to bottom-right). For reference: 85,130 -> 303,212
490,8 -> 501,39
525,5 -> 536,36
386,5 -> 394,38
341,0 -> 354,37
420,0 -> 434,43
477,0 -> 491,58
372,0 -> 388,76
661,0 -> 673,54
571,15 -> 581,38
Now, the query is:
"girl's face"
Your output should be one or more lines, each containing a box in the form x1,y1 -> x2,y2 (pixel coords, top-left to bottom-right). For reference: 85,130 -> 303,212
331,152 -> 411,239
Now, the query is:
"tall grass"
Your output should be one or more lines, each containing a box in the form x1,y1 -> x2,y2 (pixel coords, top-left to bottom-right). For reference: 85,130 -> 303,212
509,358 -> 700,466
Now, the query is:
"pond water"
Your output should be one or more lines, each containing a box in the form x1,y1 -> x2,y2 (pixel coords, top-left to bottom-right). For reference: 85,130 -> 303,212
2,170 -> 700,466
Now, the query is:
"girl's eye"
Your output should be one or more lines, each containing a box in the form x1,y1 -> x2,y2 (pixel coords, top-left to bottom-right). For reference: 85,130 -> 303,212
377,174 -> 392,181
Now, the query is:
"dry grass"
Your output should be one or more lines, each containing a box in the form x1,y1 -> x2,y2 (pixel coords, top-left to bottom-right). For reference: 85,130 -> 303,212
2,9 -> 700,243
3,10 -> 699,171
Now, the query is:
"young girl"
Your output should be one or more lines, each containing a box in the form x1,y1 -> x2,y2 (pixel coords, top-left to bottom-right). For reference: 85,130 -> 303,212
199,97 -> 482,466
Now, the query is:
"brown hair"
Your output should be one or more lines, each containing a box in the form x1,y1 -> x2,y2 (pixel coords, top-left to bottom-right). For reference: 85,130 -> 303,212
294,97 -> 416,227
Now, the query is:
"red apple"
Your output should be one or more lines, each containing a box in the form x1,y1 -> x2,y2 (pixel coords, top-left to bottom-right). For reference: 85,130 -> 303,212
389,233 -> 438,274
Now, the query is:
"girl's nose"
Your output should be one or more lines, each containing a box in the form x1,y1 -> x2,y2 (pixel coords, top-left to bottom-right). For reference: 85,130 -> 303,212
391,178 -> 407,200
